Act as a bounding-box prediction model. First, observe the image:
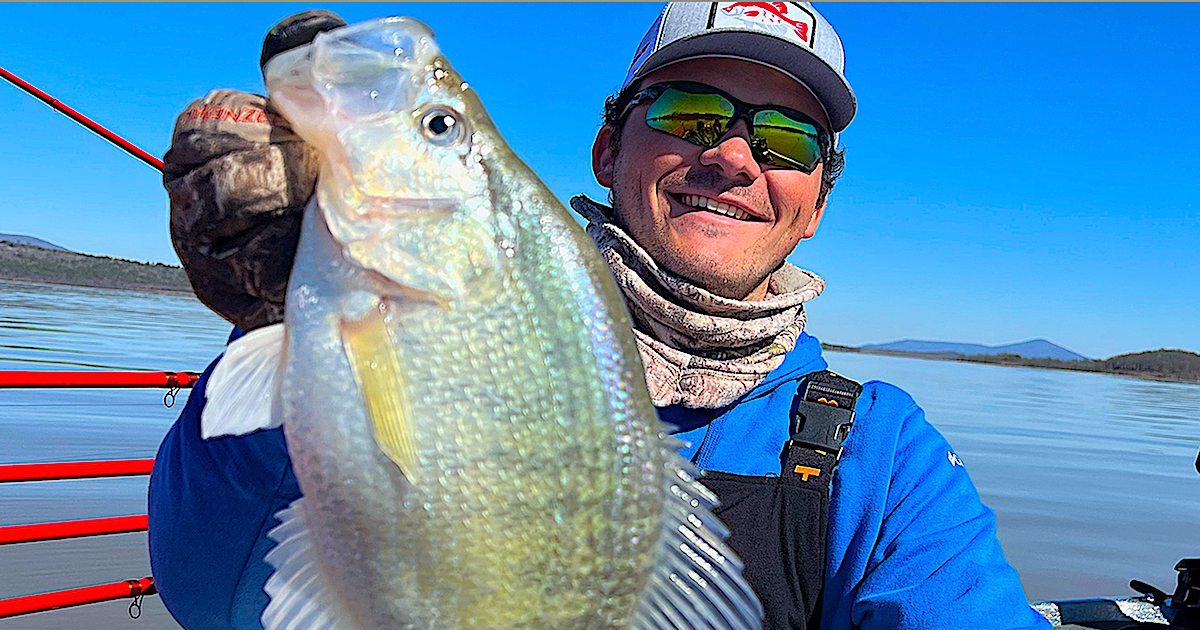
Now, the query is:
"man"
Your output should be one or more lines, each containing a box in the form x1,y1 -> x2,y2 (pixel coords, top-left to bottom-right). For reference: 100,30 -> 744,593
149,4 -> 1052,630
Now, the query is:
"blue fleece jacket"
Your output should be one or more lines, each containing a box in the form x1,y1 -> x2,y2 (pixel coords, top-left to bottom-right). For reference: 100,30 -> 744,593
148,330 -> 1049,630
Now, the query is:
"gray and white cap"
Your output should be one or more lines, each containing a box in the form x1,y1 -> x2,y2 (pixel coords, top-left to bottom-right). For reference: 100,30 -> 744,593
623,2 -> 856,133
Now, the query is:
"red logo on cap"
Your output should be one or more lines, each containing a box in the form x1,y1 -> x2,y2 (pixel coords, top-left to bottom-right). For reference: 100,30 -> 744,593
628,38 -> 654,75
721,2 -> 810,43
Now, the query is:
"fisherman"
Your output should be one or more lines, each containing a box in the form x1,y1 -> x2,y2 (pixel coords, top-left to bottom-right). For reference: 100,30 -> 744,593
149,4 -> 1051,630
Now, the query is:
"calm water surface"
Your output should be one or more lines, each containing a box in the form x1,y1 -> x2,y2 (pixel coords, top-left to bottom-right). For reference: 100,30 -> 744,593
1,280 -> 228,630
1,278 -> 1196,628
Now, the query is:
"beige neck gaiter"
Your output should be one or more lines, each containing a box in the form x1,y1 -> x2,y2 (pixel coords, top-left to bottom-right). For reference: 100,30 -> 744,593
571,196 -> 824,409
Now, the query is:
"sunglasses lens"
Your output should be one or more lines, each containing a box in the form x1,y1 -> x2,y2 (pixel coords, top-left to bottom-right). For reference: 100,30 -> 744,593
751,110 -> 823,171
645,88 -> 734,148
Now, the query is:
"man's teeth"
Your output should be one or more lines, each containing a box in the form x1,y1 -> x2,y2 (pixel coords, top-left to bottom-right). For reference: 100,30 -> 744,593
681,194 -> 753,221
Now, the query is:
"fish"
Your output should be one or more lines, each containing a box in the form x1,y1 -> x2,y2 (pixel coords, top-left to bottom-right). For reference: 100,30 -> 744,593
200,16 -> 762,630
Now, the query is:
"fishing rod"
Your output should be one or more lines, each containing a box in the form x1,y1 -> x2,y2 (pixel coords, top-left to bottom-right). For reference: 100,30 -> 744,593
0,65 -> 164,172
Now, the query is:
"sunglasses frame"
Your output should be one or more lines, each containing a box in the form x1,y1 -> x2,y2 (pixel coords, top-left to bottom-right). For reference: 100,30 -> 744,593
619,81 -> 831,174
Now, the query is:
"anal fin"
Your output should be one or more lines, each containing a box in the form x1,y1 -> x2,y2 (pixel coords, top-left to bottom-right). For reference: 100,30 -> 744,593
629,446 -> 764,630
263,498 -> 353,630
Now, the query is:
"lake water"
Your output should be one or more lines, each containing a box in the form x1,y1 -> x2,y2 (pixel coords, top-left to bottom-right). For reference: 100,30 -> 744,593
1,278 -> 1197,629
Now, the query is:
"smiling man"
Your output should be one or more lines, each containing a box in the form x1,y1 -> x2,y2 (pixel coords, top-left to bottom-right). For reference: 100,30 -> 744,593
595,57 -> 832,303
150,3 -> 1051,630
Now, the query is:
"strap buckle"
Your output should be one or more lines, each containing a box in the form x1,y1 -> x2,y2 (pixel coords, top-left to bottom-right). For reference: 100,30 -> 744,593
788,371 -> 862,459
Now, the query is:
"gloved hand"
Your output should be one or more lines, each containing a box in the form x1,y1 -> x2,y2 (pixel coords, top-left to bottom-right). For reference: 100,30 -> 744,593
165,10 -> 346,331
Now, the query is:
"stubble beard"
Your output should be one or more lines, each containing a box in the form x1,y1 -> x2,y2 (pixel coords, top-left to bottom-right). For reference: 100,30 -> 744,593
610,171 -> 771,301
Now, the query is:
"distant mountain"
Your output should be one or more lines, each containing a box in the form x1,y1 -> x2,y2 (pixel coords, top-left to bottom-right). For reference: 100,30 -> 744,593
0,233 -> 69,252
862,338 -> 1089,361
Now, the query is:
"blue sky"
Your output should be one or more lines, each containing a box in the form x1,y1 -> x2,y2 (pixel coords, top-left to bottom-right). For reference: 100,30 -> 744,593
1,3 -> 1196,359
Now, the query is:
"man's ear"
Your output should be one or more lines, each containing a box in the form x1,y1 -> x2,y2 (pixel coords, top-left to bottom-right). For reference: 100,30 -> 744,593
803,200 -> 826,239
592,126 -> 615,188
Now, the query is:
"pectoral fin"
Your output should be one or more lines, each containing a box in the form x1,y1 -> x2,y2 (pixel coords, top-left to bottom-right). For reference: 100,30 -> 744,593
201,323 -> 286,439
341,306 -> 422,486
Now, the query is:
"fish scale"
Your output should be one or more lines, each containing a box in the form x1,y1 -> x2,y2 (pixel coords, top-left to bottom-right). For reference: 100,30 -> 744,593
389,251 -> 655,628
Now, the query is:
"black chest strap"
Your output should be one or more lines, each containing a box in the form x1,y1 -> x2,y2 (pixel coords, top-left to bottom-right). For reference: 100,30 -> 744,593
782,370 -> 863,487
700,370 -> 863,629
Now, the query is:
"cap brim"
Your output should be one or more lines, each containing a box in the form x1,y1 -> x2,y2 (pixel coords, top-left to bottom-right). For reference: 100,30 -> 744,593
632,30 -> 856,133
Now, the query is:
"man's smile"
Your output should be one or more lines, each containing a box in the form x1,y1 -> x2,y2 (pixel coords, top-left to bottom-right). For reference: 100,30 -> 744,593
668,192 -> 770,222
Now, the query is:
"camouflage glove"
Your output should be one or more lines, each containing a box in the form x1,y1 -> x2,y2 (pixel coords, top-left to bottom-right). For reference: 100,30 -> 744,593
164,10 -> 346,331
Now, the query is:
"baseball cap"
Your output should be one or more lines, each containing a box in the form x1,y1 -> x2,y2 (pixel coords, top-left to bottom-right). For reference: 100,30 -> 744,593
623,2 -> 855,133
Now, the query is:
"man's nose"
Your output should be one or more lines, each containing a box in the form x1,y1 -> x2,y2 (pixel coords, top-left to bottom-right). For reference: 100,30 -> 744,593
698,120 -> 761,182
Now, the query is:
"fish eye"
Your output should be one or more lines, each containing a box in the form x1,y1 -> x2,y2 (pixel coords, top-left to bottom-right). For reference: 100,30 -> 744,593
420,107 -> 465,146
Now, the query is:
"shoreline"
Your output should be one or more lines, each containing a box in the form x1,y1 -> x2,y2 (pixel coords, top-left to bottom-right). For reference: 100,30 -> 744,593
824,345 -> 1200,386
0,274 -> 197,298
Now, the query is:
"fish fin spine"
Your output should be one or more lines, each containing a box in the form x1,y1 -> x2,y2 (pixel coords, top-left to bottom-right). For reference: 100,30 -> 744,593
263,498 -> 356,630
630,450 -> 764,630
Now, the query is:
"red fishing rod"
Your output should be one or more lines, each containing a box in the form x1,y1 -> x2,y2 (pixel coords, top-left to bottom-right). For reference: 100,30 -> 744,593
0,370 -> 199,389
0,459 -> 156,483
0,65 -> 164,172
0,577 -> 156,619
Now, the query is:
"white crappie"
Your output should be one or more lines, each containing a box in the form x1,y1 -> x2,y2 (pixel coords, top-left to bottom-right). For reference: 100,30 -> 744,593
202,17 -> 761,630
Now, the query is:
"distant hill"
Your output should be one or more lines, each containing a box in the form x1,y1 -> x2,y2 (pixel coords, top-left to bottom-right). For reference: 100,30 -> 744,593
824,342 -> 1200,385
0,233 -> 70,252
863,338 -> 1088,361
0,240 -> 192,294
1099,350 -> 1200,382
